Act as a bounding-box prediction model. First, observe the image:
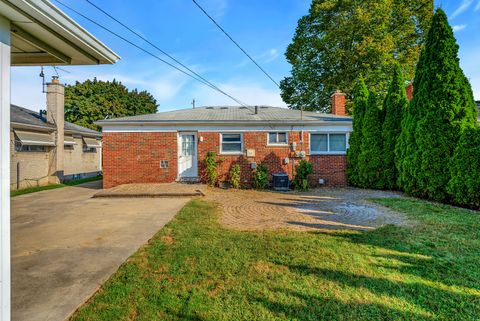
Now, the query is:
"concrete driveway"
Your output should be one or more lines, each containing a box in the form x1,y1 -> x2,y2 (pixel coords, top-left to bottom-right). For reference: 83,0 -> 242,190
11,181 -> 189,321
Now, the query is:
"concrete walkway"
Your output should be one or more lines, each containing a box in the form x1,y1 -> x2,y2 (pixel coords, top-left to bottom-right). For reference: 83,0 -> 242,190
11,181 -> 189,321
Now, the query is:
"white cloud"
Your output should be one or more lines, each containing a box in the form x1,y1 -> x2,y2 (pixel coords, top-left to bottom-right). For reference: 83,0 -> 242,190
451,0 -> 473,18
236,48 -> 280,68
453,24 -> 467,32
476,0 -> 480,11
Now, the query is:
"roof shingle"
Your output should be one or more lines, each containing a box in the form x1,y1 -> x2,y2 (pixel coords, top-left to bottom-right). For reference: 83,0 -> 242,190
97,106 -> 352,124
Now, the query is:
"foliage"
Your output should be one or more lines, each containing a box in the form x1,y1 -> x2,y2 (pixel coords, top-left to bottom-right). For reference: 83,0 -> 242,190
381,65 -> 408,190
252,163 -> 269,190
204,152 -> 219,187
74,197 -> 480,320
447,127 -> 480,209
229,164 -> 242,189
347,78 -> 368,186
65,78 -> 158,131
402,9 -> 478,201
280,0 -> 433,111
358,92 -> 384,189
294,160 -> 313,191
11,175 -> 102,197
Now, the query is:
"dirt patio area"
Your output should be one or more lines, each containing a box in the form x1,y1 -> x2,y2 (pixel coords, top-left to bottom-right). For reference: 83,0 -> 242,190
206,187 -> 411,231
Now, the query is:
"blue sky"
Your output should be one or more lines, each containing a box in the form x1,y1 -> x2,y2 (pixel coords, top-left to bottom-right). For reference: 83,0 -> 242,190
11,0 -> 480,113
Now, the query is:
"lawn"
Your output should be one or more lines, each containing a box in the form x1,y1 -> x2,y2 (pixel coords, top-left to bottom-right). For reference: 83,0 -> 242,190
11,175 -> 102,197
72,197 -> 480,321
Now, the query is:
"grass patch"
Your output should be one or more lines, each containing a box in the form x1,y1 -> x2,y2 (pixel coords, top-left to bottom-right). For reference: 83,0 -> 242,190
11,175 -> 102,197
72,198 -> 480,320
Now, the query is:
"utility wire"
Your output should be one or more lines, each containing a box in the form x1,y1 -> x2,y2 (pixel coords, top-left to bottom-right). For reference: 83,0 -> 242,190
192,0 -> 280,88
53,0 -> 250,108
83,0 -> 252,110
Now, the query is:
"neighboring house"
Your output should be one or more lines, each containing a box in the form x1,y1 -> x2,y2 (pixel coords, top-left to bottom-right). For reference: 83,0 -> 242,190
97,91 -> 352,189
476,101 -> 480,123
10,78 -> 102,190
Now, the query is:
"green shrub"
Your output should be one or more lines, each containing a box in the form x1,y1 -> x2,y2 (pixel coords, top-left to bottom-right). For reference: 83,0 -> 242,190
358,92 -> 385,189
347,77 -> 368,187
252,163 -> 269,190
294,160 -> 313,191
381,65 -> 407,190
204,151 -> 219,186
407,9 -> 478,201
447,127 -> 480,209
229,164 -> 241,189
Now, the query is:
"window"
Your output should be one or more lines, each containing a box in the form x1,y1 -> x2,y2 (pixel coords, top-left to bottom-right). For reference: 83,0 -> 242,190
310,133 -> 348,154
14,139 -> 46,152
64,144 -> 74,151
220,133 -> 243,154
83,144 -> 97,153
268,132 -> 288,145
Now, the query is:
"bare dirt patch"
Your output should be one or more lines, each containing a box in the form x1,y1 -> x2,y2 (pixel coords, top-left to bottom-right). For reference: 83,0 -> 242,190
205,187 -> 411,232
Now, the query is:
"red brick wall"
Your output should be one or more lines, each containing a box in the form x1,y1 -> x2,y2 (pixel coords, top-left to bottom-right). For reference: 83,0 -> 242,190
197,131 -> 346,187
102,132 -> 177,188
102,131 -> 348,188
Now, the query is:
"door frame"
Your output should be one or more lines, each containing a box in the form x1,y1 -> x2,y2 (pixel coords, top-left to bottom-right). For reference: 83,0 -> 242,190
177,131 -> 198,179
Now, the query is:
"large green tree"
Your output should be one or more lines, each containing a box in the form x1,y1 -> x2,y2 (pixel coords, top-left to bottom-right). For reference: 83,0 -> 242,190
346,77 -> 368,186
407,9 -> 478,201
381,65 -> 408,190
281,0 -> 433,112
447,127 -> 480,209
358,92 -> 384,188
65,78 -> 158,131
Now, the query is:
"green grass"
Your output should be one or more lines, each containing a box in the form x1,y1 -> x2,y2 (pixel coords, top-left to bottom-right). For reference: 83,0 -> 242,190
72,197 -> 480,321
11,175 -> 102,197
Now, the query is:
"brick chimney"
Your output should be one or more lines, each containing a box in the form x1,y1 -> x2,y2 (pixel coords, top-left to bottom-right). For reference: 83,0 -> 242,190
331,90 -> 346,116
46,76 -> 65,181
406,83 -> 413,102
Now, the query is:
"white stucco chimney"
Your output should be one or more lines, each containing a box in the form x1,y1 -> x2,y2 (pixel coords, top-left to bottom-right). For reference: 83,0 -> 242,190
46,76 -> 65,181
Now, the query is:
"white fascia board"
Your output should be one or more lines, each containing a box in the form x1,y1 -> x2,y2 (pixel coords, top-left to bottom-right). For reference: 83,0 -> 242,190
101,124 -> 353,133
0,0 -> 120,65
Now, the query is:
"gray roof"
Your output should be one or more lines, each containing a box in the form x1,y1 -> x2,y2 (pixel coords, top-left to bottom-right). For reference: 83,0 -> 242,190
96,106 -> 352,125
11,104 -> 101,137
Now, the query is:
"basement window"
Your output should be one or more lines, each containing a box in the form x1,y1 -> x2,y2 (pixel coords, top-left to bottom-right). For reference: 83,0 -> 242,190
220,133 -> 243,154
310,133 -> 348,155
160,160 -> 169,168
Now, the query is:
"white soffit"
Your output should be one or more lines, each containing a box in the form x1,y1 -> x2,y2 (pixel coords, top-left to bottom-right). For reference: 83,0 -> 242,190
0,0 -> 120,65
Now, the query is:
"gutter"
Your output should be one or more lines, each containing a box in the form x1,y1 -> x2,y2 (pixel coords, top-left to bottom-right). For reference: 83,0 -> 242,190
10,122 -> 55,132
95,119 -> 352,127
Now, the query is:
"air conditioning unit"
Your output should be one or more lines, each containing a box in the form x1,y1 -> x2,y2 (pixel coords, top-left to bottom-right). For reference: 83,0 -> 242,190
272,173 -> 289,191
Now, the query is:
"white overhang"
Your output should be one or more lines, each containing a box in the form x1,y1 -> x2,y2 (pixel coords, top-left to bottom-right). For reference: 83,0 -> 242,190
14,129 -> 55,146
82,137 -> 101,148
0,0 -> 120,65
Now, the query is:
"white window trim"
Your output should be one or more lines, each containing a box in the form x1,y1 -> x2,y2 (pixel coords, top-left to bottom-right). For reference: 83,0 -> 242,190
310,132 -> 349,155
219,132 -> 243,155
266,131 -> 289,146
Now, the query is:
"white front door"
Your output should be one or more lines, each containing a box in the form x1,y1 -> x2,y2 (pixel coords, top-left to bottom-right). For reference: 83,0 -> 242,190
178,133 -> 198,178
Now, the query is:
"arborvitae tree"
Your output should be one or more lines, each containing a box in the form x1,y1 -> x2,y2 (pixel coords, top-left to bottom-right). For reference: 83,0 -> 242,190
381,65 -> 407,190
358,91 -> 384,188
447,127 -> 480,209
408,9 -> 478,201
347,78 -> 369,186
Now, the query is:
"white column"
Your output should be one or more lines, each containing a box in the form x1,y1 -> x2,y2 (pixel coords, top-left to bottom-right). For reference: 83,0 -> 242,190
0,15 -> 10,321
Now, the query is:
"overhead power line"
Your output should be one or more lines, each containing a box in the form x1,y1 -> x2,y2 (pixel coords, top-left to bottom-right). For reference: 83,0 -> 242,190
53,0 -> 250,108
192,0 -> 280,88
83,0 -> 251,110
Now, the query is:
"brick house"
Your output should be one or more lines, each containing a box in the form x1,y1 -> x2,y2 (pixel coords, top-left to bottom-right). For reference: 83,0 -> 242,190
98,91 -> 351,189
10,78 -> 102,190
